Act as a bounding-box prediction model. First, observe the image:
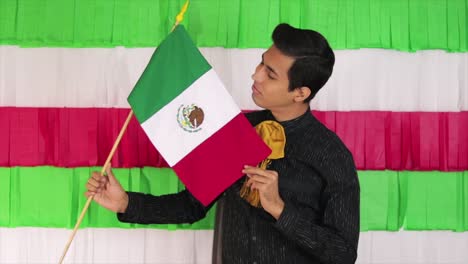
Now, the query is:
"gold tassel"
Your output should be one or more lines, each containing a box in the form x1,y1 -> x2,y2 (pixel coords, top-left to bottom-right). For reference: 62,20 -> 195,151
240,121 -> 285,207
240,160 -> 270,207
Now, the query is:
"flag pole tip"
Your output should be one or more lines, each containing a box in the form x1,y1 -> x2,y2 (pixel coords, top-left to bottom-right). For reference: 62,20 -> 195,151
176,0 -> 190,23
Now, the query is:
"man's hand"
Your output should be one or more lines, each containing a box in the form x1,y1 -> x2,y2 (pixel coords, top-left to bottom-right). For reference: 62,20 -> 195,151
243,165 -> 284,219
85,166 -> 129,213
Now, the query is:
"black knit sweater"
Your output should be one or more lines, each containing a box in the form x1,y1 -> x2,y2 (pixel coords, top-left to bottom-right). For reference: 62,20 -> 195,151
118,109 -> 360,264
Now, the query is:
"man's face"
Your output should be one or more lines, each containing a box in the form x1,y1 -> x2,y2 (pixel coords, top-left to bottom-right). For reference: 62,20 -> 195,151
251,45 -> 296,111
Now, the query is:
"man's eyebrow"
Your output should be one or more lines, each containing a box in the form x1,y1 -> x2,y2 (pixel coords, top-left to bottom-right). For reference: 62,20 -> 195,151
262,54 -> 278,76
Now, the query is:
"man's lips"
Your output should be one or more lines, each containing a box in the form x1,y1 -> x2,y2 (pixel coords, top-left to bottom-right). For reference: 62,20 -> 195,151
252,84 -> 261,94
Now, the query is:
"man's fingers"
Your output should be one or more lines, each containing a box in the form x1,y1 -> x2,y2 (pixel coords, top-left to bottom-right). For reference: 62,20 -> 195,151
242,166 -> 264,175
91,171 -> 103,180
248,175 -> 270,184
90,172 -> 108,189
105,166 -> 119,185
87,177 -> 101,189
243,166 -> 277,178
243,167 -> 275,180
245,177 -> 254,187
86,182 -> 99,192
84,191 -> 96,198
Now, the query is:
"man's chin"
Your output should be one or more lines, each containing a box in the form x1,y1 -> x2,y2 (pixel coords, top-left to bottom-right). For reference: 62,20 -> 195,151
251,94 -> 263,108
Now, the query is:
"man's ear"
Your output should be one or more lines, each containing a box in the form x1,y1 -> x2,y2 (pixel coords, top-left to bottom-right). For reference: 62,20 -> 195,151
293,86 -> 311,103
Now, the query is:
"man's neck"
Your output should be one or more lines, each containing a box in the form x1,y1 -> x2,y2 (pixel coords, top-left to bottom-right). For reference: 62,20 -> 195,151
270,104 -> 310,122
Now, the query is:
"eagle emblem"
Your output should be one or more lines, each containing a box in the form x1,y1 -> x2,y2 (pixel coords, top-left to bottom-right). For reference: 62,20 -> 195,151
177,104 -> 205,132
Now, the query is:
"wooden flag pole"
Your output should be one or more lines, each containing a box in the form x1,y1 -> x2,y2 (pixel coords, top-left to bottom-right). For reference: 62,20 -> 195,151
58,110 -> 134,264
58,1 -> 189,263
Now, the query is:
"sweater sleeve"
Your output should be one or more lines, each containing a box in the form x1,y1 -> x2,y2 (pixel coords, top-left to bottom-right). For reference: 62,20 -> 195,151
117,190 -> 211,225
274,151 -> 360,264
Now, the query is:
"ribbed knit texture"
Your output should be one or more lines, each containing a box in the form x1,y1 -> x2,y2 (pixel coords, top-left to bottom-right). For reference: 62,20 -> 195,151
118,109 -> 360,264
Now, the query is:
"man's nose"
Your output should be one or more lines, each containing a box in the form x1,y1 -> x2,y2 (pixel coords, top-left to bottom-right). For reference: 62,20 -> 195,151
251,66 -> 263,81
251,72 -> 257,81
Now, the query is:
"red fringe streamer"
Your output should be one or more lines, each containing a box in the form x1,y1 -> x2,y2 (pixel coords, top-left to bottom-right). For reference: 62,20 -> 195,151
1,108 -> 467,171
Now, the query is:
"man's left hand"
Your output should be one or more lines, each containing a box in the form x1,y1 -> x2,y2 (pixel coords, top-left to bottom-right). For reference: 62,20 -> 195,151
243,165 -> 285,220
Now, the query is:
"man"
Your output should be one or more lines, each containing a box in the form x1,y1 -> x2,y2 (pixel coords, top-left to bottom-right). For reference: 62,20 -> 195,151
86,23 -> 360,263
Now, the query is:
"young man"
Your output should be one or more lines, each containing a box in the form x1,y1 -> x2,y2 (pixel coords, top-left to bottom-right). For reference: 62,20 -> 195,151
86,23 -> 360,264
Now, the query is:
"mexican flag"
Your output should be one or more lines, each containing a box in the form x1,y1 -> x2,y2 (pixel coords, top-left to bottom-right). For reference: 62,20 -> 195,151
127,25 -> 271,206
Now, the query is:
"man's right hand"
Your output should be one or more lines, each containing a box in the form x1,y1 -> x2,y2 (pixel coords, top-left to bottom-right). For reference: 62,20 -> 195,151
85,166 -> 129,213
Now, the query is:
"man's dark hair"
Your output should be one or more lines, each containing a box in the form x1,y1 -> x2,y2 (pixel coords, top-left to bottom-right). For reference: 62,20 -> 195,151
272,23 -> 335,102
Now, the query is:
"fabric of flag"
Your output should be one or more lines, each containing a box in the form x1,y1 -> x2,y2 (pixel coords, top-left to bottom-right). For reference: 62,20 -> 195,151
127,25 -> 270,206
1,0 -> 468,263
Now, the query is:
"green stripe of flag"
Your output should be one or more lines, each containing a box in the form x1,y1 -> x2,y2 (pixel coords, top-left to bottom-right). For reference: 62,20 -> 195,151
127,25 -> 211,123
1,0 -> 467,51
1,167 -> 467,231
